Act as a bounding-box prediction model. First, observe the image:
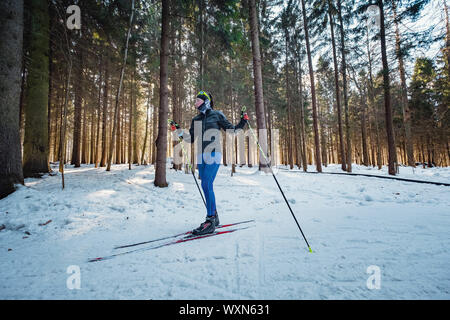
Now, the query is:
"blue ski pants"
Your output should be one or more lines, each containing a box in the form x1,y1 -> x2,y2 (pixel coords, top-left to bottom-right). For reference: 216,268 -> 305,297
197,152 -> 221,217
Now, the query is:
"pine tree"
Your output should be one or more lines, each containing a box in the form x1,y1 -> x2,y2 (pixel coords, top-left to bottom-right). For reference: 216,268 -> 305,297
23,0 -> 50,177
337,0 -> 352,172
154,0 -> 170,188
301,0 -> 322,172
106,0 -> 134,172
377,0 -> 397,175
249,0 -> 269,171
0,0 -> 25,198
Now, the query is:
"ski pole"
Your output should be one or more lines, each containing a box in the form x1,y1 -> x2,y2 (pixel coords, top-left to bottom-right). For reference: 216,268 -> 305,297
168,119 -> 206,207
241,106 -> 313,253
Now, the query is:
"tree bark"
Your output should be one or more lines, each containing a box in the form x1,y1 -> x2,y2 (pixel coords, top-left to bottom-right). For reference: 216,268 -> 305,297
89,99 -> 95,164
337,0 -> 351,172
23,0 -> 50,177
327,0 -> 346,171
48,31 -> 53,163
0,0 -> 25,198
128,75 -> 134,169
366,27 -> 382,169
100,51 -> 109,167
132,72 -> 139,165
301,0 -> 322,172
393,1 -> 415,167
444,0 -> 450,75
171,17 -> 182,171
249,0 -> 269,171
361,90 -> 369,166
151,87 -> 158,165
154,0 -> 170,187
53,85 -> 62,162
285,31 -> 293,170
378,0 -> 397,175
81,101 -> 88,164
59,60 -> 72,189
141,85 -> 152,165
319,102 -> 328,167
296,58 -> 308,172
95,61 -> 102,168
71,46 -> 83,167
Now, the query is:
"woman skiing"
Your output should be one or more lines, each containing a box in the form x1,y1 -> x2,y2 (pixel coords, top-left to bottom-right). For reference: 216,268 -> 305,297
170,91 -> 249,235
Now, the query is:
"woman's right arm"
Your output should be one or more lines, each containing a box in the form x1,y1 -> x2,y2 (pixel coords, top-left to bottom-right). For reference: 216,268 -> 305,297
171,119 -> 194,143
183,118 -> 195,143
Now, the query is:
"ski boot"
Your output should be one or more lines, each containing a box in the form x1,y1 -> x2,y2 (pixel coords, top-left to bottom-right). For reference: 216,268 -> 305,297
192,215 -> 216,235
214,211 -> 220,226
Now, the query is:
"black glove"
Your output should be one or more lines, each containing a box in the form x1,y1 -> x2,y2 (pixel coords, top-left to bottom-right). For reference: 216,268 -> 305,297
170,120 -> 180,131
170,121 -> 183,139
240,110 -> 249,121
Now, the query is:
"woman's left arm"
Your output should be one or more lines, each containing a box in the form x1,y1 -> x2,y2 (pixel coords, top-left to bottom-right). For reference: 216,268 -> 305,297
217,111 -> 247,131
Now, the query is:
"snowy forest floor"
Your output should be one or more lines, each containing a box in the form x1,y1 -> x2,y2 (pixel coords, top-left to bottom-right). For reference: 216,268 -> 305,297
0,162 -> 449,299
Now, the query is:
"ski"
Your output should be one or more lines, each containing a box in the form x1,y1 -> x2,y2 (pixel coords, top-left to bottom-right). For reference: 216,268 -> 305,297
113,219 -> 255,250
88,224 -> 254,263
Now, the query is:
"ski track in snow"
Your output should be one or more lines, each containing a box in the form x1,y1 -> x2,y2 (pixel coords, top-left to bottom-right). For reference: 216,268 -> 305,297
0,163 -> 449,299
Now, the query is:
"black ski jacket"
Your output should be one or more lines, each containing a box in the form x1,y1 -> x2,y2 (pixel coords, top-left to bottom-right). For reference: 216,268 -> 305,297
184,108 -> 247,154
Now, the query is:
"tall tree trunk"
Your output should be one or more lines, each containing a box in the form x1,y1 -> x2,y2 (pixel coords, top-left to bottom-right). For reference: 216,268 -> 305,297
319,102 -> 328,167
81,101 -> 88,164
249,0 -> 268,171
121,98 -> 126,163
95,63 -> 102,168
154,0 -> 170,187
361,91 -> 369,166
378,0 -> 397,175
285,32 -> 293,170
132,70 -> 140,165
0,0 -> 25,198
100,52 -> 109,167
349,66 -> 369,167
19,61 -> 26,147
296,59 -> 308,172
329,126 -> 335,164
71,47 -> 83,167
393,0 -> 415,167
369,119 -> 376,167
301,0 -> 322,172
59,60 -> 72,189
151,86 -> 158,165
444,0 -> 450,75
141,85 -> 151,165
199,0 -> 204,88
337,0 -> 351,172
115,96 -> 122,164
292,62 -> 302,169
53,86 -> 62,162
230,60 -> 236,175
47,31 -> 53,163
90,100 -> 95,164
23,0 -> 50,177
327,0 -> 346,171
366,28 -> 382,169
171,18 -> 182,171
128,74 -> 134,169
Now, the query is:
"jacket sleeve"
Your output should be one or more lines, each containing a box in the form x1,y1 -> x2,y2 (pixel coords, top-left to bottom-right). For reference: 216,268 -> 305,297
217,111 -> 247,131
182,118 -> 195,143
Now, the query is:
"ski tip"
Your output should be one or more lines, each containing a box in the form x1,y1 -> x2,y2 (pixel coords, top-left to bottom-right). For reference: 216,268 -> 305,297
308,247 -> 313,253
88,257 -> 103,262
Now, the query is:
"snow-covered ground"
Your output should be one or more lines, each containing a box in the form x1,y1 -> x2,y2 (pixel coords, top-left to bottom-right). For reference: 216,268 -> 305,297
0,162 -> 449,299
279,163 -> 450,184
